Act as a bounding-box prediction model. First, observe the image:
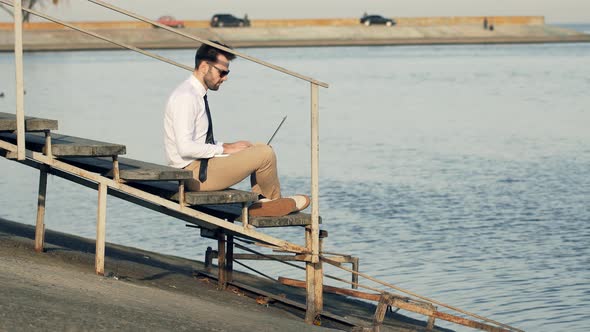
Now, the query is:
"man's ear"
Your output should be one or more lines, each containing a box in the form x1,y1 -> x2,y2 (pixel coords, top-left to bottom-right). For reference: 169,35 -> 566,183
196,62 -> 208,76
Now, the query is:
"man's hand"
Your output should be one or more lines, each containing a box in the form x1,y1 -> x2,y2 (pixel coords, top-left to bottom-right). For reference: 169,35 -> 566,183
222,141 -> 253,154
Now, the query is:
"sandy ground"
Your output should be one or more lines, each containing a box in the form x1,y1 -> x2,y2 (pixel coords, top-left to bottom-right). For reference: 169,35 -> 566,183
0,217 -> 334,332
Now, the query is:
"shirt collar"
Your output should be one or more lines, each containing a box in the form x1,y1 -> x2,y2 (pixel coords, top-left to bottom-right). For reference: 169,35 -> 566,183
189,74 -> 207,98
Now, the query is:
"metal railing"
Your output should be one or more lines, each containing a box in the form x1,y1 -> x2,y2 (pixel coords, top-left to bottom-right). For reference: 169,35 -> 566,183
5,0 -> 327,320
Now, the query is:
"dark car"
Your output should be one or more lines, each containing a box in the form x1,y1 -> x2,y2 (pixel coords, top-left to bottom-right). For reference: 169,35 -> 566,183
360,14 -> 396,27
210,14 -> 250,28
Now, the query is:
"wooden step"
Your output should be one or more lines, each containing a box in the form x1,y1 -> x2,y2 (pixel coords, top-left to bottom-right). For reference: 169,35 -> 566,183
63,156 -> 193,181
132,181 -> 259,205
128,181 -> 313,227
0,132 -> 125,157
197,203 -> 318,228
239,212 -> 317,228
0,112 -> 58,132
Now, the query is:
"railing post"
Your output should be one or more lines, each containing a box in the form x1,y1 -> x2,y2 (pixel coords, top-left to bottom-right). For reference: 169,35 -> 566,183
95,182 -> 107,275
34,164 -> 48,252
14,0 -> 25,160
305,82 -> 323,323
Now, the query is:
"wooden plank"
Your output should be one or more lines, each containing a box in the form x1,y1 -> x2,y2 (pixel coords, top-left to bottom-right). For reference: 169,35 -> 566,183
307,82 -> 322,323
217,231 -> 227,290
63,156 -> 192,181
95,182 -> 107,276
279,276 -> 384,302
14,0 -> 25,161
130,182 -> 257,205
245,212 -> 318,228
179,190 -> 258,205
373,294 -> 393,332
0,132 -> 125,156
279,277 -> 514,332
0,112 -> 58,132
34,165 -> 48,253
198,204 -> 320,227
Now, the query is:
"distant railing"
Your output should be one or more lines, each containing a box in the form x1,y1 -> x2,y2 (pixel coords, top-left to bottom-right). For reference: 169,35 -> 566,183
5,0 -> 327,320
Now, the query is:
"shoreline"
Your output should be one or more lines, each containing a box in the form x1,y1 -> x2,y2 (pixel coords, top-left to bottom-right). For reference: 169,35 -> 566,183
0,217 -> 445,331
0,21 -> 588,51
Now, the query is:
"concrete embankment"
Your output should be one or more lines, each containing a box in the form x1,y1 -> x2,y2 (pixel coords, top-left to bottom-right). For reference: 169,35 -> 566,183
0,16 -> 588,51
0,217 -> 441,331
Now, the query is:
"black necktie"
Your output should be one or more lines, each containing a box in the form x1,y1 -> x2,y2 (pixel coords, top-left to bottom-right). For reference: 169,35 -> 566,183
198,94 -> 214,182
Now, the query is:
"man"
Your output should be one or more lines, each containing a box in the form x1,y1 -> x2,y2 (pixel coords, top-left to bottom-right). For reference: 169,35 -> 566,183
164,41 -> 309,217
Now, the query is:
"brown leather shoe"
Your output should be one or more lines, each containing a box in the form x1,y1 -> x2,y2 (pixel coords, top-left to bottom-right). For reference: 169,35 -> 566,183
249,198 -> 297,217
287,194 -> 310,212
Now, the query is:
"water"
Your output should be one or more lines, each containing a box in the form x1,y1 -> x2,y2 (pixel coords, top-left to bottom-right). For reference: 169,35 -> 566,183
556,23 -> 590,34
1,41 -> 589,331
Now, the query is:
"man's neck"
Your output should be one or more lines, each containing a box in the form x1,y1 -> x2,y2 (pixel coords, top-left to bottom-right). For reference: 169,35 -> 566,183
193,71 -> 208,92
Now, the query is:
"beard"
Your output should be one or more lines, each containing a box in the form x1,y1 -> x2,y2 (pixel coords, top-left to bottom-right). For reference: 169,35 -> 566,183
207,83 -> 221,91
204,69 -> 223,91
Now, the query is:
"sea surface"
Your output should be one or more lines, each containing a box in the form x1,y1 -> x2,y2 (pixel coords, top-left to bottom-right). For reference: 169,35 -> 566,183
557,23 -> 590,34
1,36 -> 589,331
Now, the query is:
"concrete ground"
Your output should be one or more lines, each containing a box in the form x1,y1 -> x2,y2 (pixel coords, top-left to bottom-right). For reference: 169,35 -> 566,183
0,217 -> 332,332
0,217 -> 445,332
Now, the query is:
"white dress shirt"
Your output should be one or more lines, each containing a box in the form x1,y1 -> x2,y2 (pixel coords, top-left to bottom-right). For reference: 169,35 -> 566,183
164,75 -> 224,168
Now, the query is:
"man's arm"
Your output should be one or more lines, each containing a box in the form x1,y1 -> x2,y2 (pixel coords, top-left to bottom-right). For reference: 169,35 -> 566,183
223,141 -> 252,154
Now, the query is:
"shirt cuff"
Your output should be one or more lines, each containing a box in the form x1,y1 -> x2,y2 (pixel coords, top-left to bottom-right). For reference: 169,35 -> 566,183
215,142 -> 224,155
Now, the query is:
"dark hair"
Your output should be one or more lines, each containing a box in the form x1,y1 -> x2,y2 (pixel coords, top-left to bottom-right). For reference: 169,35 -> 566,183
195,40 -> 236,69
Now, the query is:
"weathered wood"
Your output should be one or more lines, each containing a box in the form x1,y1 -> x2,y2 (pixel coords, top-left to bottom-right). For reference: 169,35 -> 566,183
175,190 -> 259,205
96,182 -> 107,276
5,147 -> 309,254
212,253 -> 300,261
34,165 -> 48,253
278,277 -> 383,302
307,82 -> 323,324
305,225 -> 323,324
238,212 -> 319,228
227,233 -> 234,282
217,231 -> 226,290
352,257 -> 360,290
178,180 -> 185,207
279,276 -> 513,332
373,294 -> 392,332
63,156 -> 192,181
39,153 -> 313,223
0,132 -> 125,157
14,0 -> 24,160
128,182 -> 257,205
241,203 -> 249,229
0,112 -> 58,132
112,155 -> 120,182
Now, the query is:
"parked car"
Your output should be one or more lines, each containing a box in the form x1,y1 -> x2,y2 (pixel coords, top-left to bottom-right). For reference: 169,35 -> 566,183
155,15 -> 185,28
210,14 -> 250,28
360,14 -> 396,27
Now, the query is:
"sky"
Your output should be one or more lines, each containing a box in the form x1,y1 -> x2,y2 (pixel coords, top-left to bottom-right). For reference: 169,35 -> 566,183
0,0 -> 589,24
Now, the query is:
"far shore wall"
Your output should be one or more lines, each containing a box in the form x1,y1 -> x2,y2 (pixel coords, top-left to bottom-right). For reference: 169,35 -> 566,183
0,16 -> 545,30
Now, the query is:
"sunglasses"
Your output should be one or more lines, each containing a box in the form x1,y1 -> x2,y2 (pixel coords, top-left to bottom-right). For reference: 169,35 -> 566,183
208,62 -> 230,77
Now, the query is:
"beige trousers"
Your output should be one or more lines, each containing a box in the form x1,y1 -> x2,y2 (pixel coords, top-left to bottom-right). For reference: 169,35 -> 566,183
184,143 -> 282,200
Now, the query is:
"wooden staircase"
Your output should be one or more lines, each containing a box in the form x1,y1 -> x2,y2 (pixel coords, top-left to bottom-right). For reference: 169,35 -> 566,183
0,112 -> 330,289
